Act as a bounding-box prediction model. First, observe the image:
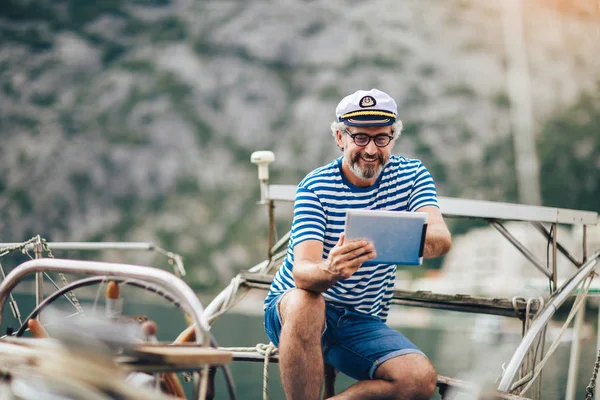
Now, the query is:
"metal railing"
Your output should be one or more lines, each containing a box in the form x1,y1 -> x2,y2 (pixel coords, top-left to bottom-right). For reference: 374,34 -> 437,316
0,258 -> 211,400
498,251 -> 600,392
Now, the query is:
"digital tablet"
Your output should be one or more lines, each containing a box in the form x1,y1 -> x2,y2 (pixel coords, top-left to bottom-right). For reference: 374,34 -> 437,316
344,209 -> 428,266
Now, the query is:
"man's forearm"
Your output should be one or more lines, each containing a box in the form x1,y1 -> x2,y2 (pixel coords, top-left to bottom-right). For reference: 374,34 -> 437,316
293,260 -> 338,293
423,224 -> 452,258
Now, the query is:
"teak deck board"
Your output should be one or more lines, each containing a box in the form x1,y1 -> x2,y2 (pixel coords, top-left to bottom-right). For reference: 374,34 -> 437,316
132,344 -> 233,366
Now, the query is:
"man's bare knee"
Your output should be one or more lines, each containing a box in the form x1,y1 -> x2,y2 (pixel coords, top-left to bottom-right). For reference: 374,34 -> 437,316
408,360 -> 437,400
279,289 -> 326,332
376,354 -> 437,400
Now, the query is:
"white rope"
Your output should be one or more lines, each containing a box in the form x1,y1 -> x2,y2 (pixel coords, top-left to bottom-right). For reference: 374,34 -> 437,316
261,343 -> 277,400
206,275 -> 250,325
521,296 -> 545,397
222,275 -> 242,312
0,237 -> 39,255
511,295 -> 544,391
219,343 -> 278,400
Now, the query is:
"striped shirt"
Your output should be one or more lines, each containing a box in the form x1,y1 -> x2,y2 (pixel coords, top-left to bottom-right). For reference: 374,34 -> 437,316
264,155 -> 439,322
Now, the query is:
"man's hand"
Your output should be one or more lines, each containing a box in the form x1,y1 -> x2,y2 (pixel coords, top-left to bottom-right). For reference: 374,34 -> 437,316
292,235 -> 376,292
322,234 -> 376,281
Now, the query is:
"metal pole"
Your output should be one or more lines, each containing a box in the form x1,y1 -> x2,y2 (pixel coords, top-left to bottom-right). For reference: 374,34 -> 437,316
596,300 -> 600,400
531,222 -> 581,268
490,221 -> 552,279
0,242 -> 185,277
0,242 -> 156,251
552,223 -> 558,292
502,0 -> 542,206
267,200 -> 275,262
583,225 -> 588,263
565,297 -> 585,400
34,237 -> 43,310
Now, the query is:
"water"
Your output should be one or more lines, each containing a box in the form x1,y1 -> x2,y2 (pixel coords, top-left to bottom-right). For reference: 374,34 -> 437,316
1,290 -> 596,399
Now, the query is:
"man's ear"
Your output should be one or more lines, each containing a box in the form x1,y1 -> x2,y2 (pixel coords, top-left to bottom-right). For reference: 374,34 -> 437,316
336,130 -> 344,150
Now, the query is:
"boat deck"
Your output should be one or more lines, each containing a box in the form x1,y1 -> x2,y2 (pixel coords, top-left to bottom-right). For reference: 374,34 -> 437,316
239,271 -> 539,319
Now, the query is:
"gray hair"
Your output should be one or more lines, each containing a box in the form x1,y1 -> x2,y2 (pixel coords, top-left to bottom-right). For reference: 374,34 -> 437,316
330,120 -> 403,140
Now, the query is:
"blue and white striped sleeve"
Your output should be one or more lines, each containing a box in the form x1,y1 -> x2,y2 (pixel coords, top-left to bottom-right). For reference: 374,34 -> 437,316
408,163 -> 439,211
290,185 -> 326,247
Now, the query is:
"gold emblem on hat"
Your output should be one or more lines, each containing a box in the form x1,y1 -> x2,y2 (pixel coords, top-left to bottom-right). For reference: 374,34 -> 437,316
359,95 -> 376,108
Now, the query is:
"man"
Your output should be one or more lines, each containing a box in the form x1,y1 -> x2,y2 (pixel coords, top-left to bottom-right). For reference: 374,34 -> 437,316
264,88 -> 452,400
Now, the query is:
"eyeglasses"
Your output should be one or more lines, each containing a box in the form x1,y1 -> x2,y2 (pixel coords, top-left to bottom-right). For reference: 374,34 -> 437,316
343,128 -> 394,148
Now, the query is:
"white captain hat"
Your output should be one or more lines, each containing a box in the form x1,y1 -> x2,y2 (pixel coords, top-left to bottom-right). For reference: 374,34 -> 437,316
335,88 -> 398,127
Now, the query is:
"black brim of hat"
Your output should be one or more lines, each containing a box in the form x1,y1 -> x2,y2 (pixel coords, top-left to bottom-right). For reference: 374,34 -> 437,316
340,115 -> 395,127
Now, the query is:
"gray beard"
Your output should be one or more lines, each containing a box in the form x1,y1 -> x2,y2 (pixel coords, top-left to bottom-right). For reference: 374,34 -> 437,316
344,152 -> 385,181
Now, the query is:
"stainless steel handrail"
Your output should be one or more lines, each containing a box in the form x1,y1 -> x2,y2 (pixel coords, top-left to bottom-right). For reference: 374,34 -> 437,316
0,258 -> 214,399
262,183 -> 599,225
497,250 -> 600,392
0,241 -> 187,277
0,258 -> 209,342
0,242 -> 156,251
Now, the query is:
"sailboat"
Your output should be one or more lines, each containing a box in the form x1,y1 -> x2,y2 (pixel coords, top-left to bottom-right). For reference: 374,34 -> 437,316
0,150 -> 598,399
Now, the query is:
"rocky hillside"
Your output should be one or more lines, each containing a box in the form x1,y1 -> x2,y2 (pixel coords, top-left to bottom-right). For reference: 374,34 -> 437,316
1,0 -> 599,286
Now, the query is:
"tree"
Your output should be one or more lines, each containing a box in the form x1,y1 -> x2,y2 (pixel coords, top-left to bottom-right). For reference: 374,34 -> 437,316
538,83 -> 600,213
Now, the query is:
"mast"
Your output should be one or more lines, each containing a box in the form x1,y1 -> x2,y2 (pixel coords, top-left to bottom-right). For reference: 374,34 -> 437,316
502,0 -> 542,205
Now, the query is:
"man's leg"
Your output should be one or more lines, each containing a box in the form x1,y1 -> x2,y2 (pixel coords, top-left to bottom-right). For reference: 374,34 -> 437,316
322,308 -> 437,400
329,353 -> 437,400
278,288 -> 326,400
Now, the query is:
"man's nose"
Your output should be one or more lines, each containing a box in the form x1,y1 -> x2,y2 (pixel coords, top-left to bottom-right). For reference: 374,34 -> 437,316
364,140 -> 378,154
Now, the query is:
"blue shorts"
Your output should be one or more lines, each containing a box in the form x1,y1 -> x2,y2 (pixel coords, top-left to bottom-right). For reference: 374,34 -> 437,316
263,291 -> 426,381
